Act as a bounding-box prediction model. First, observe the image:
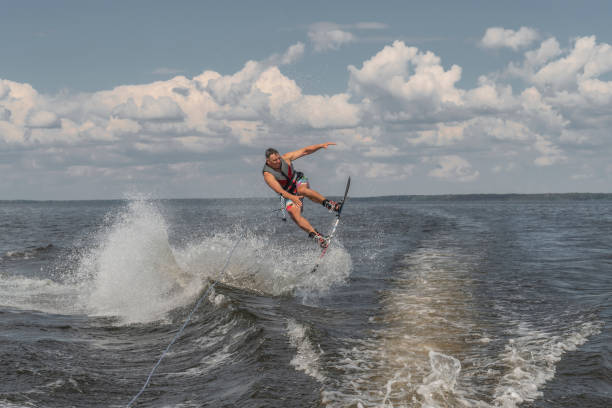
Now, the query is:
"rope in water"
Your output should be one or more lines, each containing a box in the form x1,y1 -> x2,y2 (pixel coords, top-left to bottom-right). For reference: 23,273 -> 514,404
126,238 -> 242,407
127,205 -> 291,406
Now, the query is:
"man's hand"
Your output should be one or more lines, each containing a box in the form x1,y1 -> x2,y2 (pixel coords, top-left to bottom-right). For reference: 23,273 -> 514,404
290,194 -> 304,208
321,142 -> 336,149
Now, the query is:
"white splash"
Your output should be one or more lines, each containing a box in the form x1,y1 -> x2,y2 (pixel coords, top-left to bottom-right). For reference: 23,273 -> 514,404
75,199 -> 200,324
286,318 -> 326,382
492,320 -> 602,408
2,198 -> 351,325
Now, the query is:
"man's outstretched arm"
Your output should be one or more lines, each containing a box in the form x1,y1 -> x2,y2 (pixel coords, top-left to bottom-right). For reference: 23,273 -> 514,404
283,142 -> 336,162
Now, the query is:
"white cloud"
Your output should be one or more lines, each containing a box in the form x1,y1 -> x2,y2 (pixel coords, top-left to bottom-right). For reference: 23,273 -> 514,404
465,76 -> 517,110
481,26 -> 539,51
362,146 -> 400,158
507,34 -> 612,116
0,81 -> 10,99
533,135 -> 567,166
0,79 -> 41,125
525,37 -> 563,67
106,117 -> 142,135
280,42 -> 306,65
530,36 -> 612,91
476,118 -> 531,142
0,107 -> 10,121
264,42 -> 306,66
427,155 -> 479,182
253,66 -> 360,128
337,161 -> 414,180
27,110 -> 60,128
308,22 -> 355,52
507,37 -> 562,82
520,87 -> 568,132
112,96 -> 185,122
409,123 -> 465,146
285,94 -> 360,128
348,41 -> 463,119
330,126 -> 379,147
579,78 -> 612,105
3,30 -> 612,198
253,67 -> 302,116
0,120 -> 26,144
307,21 -> 388,53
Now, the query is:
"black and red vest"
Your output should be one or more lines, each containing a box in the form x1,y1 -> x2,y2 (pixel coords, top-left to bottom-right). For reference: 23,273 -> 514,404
262,157 -> 302,194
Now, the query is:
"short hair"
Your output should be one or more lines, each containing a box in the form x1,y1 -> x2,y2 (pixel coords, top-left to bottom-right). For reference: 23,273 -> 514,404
265,148 -> 279,158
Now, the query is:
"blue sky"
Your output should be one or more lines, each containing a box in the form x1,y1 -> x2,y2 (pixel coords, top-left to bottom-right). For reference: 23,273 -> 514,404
2,0 -> 612,199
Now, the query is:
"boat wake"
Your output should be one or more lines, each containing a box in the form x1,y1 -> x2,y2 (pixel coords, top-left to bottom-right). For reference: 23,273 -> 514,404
0,199 -> 352,325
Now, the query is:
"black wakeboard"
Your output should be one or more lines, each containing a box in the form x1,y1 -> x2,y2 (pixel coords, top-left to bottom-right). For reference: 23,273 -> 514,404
311,176 -> 351,273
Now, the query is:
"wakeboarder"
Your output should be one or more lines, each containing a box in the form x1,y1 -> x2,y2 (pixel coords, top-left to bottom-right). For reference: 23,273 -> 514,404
262,143 -> 340,247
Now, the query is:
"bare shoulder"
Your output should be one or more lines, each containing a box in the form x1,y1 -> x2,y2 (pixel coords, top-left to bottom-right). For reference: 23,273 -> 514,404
283,149 -> 304,162
263,171 -> 275,184
281,152 -> 294,164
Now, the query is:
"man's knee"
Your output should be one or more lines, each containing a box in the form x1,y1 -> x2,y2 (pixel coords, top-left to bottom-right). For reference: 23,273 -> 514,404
287,205 -> 302,218
298,186 -> 317,198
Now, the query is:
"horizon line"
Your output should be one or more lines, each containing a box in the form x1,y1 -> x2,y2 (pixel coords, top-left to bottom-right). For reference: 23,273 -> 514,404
2,192 -> 612,202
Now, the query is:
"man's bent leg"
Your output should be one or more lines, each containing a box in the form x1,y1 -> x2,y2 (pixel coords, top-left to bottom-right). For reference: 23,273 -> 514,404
297,184 -> 341,212
287,205 -> 316,234
288,206 -> 328,248
297,184 -> 325,204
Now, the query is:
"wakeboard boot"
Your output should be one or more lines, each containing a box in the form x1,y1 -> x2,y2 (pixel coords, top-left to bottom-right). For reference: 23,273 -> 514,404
308,230 -> 329,248
322,199 -> 341,213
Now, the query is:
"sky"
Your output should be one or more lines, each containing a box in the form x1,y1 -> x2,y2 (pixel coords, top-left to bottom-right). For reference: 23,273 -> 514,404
2,0 -> 612,199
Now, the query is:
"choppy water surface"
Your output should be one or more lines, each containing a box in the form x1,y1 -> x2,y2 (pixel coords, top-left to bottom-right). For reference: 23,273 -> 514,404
0,196 -> 610,407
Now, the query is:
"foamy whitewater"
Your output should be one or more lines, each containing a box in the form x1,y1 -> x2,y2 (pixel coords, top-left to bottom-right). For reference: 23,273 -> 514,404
0,196 -> 610,407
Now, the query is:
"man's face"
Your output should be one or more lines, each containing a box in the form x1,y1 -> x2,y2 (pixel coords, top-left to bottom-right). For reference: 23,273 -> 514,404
266,153 -> 281,169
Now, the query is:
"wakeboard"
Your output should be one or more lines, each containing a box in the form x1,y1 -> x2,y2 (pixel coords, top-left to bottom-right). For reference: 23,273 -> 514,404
311,176 -> 351,273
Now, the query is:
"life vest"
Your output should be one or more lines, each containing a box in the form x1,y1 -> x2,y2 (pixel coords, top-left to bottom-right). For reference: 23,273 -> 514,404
262,157 -> 303,194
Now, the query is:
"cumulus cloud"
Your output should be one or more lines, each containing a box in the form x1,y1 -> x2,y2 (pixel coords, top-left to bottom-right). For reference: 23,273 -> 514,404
506,33 -> 612,120
465,76 -> 517,111
309,22 -> 355,52
362,145 -> 400,157
106,117 -> 142,135
0,79 -> 41,125
476,118 -> 531,142
533,135 -> 567,166
0,43 -> 327,153
308,21 -> 387,52
280,42 -> 306,64
337,161 -> 414,180
0,107 -> 10,121
525,37 -> 563,67
409,123 -> 465,146
481,26 -> 539,51
507,37 -> 563,82
532,36 -> 612,91
112,96 -> 185,122
0,120 -> 26,144
348,40 -> 463,119
4,28 -> 612,198
27,110 -> 61,128
266,42 -> 305,65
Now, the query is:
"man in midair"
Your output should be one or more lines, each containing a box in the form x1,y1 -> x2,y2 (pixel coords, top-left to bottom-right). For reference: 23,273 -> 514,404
262,143 -> 340,247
